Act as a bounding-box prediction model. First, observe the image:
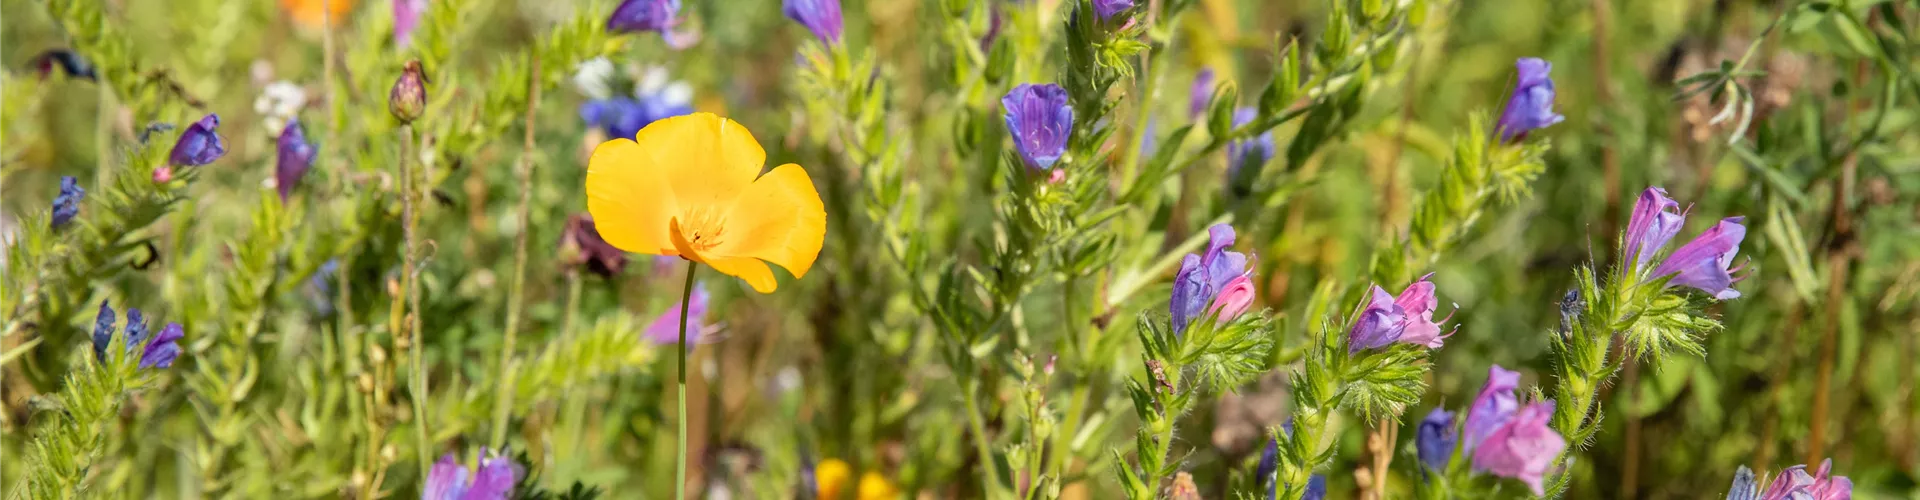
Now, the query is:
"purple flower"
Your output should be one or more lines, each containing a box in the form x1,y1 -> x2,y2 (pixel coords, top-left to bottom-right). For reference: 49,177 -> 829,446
647,285 -> 711,345
90,300 -> 117,361
1650,217 -> 1747,299
1226,108 -> 1274,180
29,49 -> 96,81
140,322 -> 184,369
394,0 -> 427,48
1347,274 -> 1452,352
1750,459 -> 1852,500
424,451 -> 520,500
88,300 -> 184,369
168,114 -> 227,167
783,0 -> 844,45
1188,68 -> 1215,118
1727,466 -> 1759,500
52,176 -> 83,229
580,74 -> 694,140
1169,224 -> 1251,334
275,118 -> 317,202
1495,57 -> 1564,142
608,0 -> 696,48
1417,408 -> 1457,472
561,214 -> 628,278
1623,187 -> 1686,273
1462,365 -> 1521,453
1470,401 -> 1565,496
1001,83 -> 1074,171
1093,0 -> 1134,22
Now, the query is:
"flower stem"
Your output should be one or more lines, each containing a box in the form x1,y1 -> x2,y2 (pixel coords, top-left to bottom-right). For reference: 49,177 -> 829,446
675,261 -> 698,500
399,123 -> 433,482
490,53 -> 541,451
964,375 -> 1004,498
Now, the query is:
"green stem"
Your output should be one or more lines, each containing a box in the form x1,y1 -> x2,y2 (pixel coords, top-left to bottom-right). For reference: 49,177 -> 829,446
964,376 -> 1004,498
675,261 -> 698,500
400,123 -> 433,482
490,53 -> 542,451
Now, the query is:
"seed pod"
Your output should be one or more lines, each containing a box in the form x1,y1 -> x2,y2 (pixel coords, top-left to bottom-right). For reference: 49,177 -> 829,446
389,60 -> 428,124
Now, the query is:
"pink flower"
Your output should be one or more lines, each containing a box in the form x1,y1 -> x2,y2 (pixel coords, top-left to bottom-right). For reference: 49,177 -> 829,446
1470,401 -> 1565,496
1754,459 -> 1852,500
1347,273 -> 1452,352
1206,275 -> 1256,324
646,285 -> 711,346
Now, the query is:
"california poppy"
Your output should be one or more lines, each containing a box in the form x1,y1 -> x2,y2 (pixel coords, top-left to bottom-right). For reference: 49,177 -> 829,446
585,112 -> 825,293
280,0 -> 356,30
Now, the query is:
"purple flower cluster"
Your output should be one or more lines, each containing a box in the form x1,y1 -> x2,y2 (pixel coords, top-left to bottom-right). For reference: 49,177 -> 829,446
783,0 -> 844,46
1418,365 -> 1566,495
579,72 -> 695,141
608,0 -> 696,49
1002,83 -> 1074,171
1726,460 -> 1852,500
89,300 -> 184,370
1346,274 -> 1452,352
1624,187 -> 1748,299
1495,58 -> 1564,142
1170,224 -> 1256,335
1253,425 -> 1326,500
275,118 -> 317,202
423,451 -> 520,500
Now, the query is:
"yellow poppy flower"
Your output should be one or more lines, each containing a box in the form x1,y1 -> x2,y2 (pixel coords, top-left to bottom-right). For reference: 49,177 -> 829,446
815,458 -> 853,499
279,0 -> 355,29
586,113 -> 826,293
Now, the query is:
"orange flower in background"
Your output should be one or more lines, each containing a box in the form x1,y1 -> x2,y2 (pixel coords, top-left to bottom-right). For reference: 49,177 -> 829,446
280,0 -> 356,29
586,113 -> 826,293
813,459 -> 899,500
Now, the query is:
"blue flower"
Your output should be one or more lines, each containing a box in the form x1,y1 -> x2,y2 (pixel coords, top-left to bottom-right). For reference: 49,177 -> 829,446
1188,67 -> 1215,118
1001,83 -> 1073,171
1093,0 -> 1134,22
168,114 -> 227,167
579,68 -> 695,140
90,300 -> 116,361
608,0 -> 696,48
139,322 -> 184,369
88,300 -> 184,369
1226,108 -> 1274,181
783,0 -> 844,45
52,176 -> 84,229
1255,428 -> 1326,500
1417,408 -> 1457,473
1495,58 -> 1564,142
275,118 -> 317,202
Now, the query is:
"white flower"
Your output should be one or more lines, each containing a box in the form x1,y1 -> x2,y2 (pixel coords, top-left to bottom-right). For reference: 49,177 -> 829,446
635,65 -> 693,108
572,57 -> 616,100
253,81 -> 307,134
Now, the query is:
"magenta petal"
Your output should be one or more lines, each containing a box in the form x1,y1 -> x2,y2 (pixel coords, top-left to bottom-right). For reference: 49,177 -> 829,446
423,454 -> 472,500
1470,401 -> 1566,496
1623,187 -> 1686,273
1463,365 -> 1521,453
462,452 -> 520,500
646,286 -> 711,345
1206,275 -> 1256,324
1651,217 -> 1747,299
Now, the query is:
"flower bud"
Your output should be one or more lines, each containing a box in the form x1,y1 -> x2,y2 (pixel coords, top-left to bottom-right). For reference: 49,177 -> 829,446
389,60 -> 427,124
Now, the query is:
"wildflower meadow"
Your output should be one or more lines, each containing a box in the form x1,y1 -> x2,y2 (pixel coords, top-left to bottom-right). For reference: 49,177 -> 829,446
5,0 -> 1919,498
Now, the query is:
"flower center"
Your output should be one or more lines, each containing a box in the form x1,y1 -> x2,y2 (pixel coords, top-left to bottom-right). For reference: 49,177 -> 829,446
677,207 -> 727,252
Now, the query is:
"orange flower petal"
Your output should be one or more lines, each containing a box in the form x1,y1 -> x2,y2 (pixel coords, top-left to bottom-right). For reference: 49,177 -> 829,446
670,217 -> 780,293
712,164 -> 827,281
586,138 -> 678,255
643,113 -> 763,208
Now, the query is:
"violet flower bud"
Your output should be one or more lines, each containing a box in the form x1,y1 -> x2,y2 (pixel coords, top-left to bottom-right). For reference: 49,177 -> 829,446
389,61 -> 428,124
139,322 -> 184,369
1495,57 -> 1564,142
609,0 -> 697,48
1188,67 -> 1216,119
168,114 -> 227,167
51,176 -> 84,229
1169,224 -> 1250,335
90,300 -> 116,362
1226,107 -> 1274,188
1206,275 -> 1257,324
1623,186 -> 1686,274
1001,83 -> 1073,171
29,49 -> 96,81
783,0 -> 844,46
1093,0 -> 1134,23
1346,285 -> 1406,352
1470,401 -> 1565,496
275,118 -> 317,202
1255,432 -> 1326,500
1417,408 -> 1457,473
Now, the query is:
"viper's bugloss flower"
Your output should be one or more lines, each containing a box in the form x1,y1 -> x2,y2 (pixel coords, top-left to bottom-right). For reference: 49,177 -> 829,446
52,176 -> 83,229
89,300 -> 185,369
579,66 -> 695,140
1226,108 -> 1274,179
390,60 -> 428,124
783,0 -> 844,45
1347,274 -> 1452,352
586,113 -> 826,293
423,452 -> 520,500
1624,187 -> 1686,273
1651,217 -> 1748,299
1001,83 -> 1073,171
1495,57 -> 1564,142
1189,67 -> 1215,118
1729,459 -> 1852,500
1208,275 -> 1256,323
394,0 -> 426,48
1417,408 -> 1457,472
1463,364 -> 1521,453
169,114 -> 227,167
1470,401 -> 1565,496
1255,431 -> 1326,500
1093,0 -> 1134,22
561,214 -> 629,278
275,118 -> 317,202
646,285 -> 710,345
29,49 -> 96,81
1170,223 -> 1252,334
609,0 -> 696,48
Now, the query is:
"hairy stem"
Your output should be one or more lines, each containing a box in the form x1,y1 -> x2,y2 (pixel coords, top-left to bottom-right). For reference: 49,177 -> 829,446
400,122 -> 432,481
491,53 -> 542,451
